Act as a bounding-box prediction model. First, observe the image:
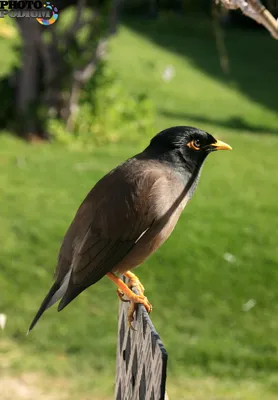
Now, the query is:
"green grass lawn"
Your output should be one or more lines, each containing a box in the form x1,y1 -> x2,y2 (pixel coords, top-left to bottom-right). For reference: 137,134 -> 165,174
1,14 -> 278,400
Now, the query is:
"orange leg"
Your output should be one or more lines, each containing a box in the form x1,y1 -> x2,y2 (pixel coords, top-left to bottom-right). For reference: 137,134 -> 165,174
106,272 -> 152,328
116,271 -> 145,303
120,271 -> 147,328
124,271 -> 145,293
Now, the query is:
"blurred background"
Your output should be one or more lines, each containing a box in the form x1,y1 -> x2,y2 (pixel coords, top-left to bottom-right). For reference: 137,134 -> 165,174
1,1 -> 278,399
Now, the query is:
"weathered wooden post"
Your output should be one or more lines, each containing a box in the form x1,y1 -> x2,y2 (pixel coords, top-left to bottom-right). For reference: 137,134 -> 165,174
115,278 -> 168,400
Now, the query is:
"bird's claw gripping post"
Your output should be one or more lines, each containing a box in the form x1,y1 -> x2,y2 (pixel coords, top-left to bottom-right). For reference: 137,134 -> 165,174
124,272 -> 152,330
127,302 -> 136,330
107,271 -> 152,330
124,271 -> 145,292
116,289 -> 129,302
126,294 -> 152,330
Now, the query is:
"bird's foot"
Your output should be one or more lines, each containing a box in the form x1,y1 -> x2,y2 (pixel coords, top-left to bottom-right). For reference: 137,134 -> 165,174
116,289 -> 129,302
123,271 -> 150,328
106,272 -> 152,329
125,293 -> 152,330
124,271 -> 145,293
123,271 -> 152,327
127,302 -> 136,330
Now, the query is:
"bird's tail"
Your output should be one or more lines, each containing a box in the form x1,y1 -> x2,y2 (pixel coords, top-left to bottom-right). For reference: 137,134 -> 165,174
27,271 -> 71,334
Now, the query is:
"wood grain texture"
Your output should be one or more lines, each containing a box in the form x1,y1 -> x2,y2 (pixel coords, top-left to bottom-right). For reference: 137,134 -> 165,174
115,277 -> 168,400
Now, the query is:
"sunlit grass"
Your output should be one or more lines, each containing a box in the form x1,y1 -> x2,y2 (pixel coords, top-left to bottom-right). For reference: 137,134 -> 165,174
1,13 -> 278,399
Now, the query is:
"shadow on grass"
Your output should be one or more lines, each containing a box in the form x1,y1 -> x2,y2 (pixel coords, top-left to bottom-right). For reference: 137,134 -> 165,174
124,13 -> 278,122
160,109 -> 278,135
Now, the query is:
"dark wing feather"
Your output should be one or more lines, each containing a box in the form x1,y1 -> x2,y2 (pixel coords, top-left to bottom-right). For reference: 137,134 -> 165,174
57,237 -> 139,311
72,232 -> 137,285
56,159 -> 162,310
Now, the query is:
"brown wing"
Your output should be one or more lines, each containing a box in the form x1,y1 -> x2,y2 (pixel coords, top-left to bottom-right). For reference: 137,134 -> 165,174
55,159 -> 166,309
71,226 -> 150,286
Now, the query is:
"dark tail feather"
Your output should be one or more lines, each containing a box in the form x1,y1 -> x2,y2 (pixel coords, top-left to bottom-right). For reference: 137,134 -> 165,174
27,281 -> 62,334
57,285 -> 84,312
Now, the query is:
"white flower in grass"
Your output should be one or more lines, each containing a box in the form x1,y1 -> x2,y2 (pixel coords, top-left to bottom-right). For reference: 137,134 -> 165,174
162,65 -> 175,82
242,299 -> 256,312
0,313 -> 7,330
223,252 -> 237,264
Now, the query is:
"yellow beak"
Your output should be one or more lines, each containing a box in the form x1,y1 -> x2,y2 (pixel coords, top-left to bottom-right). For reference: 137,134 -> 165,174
211,139 -> 232,151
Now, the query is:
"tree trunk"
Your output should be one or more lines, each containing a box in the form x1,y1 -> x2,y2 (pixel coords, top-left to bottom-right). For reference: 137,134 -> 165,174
109,0 -> 121,34
16,19 -> 45,139
13,0 -> 118,141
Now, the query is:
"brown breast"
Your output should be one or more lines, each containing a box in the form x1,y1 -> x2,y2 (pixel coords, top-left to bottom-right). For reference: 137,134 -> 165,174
114,170 -> 189,274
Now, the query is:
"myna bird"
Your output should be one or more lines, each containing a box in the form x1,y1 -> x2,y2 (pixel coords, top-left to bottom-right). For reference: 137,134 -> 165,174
28,126 -> 232,333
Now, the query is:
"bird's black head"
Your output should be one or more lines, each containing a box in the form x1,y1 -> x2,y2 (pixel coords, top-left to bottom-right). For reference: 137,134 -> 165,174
146,126 -> 232,173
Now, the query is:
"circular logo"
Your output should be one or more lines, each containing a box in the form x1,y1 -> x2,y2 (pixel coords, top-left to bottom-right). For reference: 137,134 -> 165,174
37,2 -> 59,25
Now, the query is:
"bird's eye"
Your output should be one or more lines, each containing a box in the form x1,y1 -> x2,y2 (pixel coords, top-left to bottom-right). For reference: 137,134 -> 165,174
193,139 -> 201,148
186,139 -> 201,151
